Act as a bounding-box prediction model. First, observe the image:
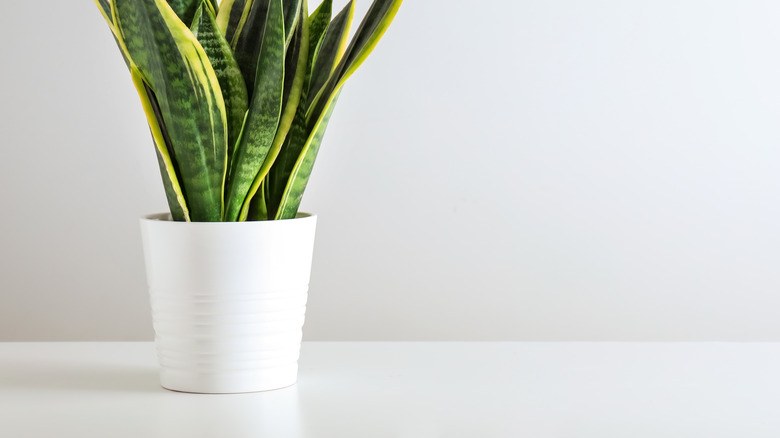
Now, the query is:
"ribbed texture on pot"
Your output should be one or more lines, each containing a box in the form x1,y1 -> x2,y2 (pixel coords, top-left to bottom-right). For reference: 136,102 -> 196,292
140,213 -> 317,393
151,287 -> 309,393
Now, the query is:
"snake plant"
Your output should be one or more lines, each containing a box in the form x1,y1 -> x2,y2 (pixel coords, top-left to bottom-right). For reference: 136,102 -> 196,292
95,0 -> 401,221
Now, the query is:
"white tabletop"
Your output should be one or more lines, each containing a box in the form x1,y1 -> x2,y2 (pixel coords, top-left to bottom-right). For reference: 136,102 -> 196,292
1,342 -> 779,437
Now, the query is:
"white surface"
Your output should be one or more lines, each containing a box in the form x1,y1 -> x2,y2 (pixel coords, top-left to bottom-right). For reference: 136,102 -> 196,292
140,214 -> 317,393
2,342 -> 780,438
3,1 -> 780,341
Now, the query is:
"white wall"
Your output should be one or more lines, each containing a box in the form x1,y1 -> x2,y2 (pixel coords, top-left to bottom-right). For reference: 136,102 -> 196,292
2,0 -> 780,341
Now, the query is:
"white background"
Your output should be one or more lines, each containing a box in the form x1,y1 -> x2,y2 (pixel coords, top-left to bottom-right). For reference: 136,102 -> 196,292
2,0 -> 780,341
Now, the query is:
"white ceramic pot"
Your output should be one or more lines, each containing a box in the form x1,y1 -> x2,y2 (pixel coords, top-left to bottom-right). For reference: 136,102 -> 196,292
139,212 -> 317,393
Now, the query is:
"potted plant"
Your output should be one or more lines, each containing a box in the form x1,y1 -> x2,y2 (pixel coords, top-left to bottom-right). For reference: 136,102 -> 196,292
95,0 -> 401,393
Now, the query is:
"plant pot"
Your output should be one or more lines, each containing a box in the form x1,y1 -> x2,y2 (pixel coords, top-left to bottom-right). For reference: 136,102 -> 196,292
139,212 -> 317,393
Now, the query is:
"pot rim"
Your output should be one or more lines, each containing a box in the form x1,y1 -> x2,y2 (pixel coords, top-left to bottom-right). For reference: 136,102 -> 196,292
141,212 -> 315,224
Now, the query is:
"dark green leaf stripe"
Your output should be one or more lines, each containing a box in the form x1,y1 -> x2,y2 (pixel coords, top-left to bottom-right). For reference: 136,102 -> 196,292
283,0 -> 302,47
231,0 -> 272,96
305,0 -> 332,90
166,0 -> 201,25
274,91 -> 341,219
307,0 -> 402,126
306,0 -> 352,111
240,0 -> 309,221
130,66 -> 190,221
116,0 -> 227,222
217,0 -> 250,45
191,2 -> 248,164
282,8 -> 305,106
223,0 -> 285,222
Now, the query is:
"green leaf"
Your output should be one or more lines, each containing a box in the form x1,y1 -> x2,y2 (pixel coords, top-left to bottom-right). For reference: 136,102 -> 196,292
217,0 -> 250,43
96,1 -> 187,219
281,4 -> 306,111
246,179 -> 269,220
191,1 -> 248,164
306,0 -> 402,126
230,0 -> 271,96
130,67 -> 190,221
274,0 -> 402,219
223,0 -> 285,222
207,0 -> 218,15
283,0 -> 302,47
227,0 -> 301,96
274,91 -> 341,219
306,0 -> 353,109
94,0 -> 133,68
304,0 -> 332,89
96,0 -> 112,23
264,102 -> 303,218
262,0 -> 333,218
244,0 -> 309,221
215,0 -> 237,35
115,0 -> 228,222
166,0 -> 201,25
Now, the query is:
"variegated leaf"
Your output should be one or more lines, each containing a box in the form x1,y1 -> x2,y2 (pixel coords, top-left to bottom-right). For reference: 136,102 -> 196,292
223,0 -> 285,221
230,0 -> 270,96
191,1 -> 248,163
283,0 -> 302,47
94,0 -> 132,68
131,67 -> 190,221
246,179 -> 269,220
96,0 -> 112,23
274,91 -> 340,219
305,0 -> 332,90
276,0 -> 402,218
307,0 -> 402,126
95,0 -> 189,219
217,0 -> 249,43
115,0 -> 228,222
306,0 -> 352,110
166,0 -> 201,25
263,0 -> 334,217
244,0 -> 309,220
